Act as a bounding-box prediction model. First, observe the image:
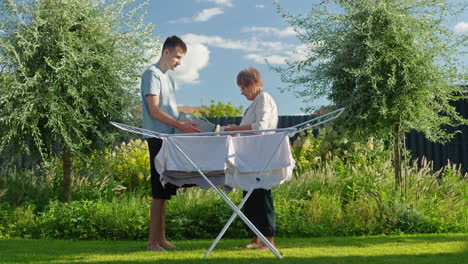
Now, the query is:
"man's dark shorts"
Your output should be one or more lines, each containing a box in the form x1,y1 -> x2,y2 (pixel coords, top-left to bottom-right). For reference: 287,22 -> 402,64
147,138 -> 177,200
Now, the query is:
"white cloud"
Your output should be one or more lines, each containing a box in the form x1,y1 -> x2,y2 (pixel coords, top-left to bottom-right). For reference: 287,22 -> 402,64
454,22 -> 468,34
193,8 -> 224,22
242,26 -> 297,38
170,8 -> 224,23
183,33 -> 295,53
245,54 -> 288,65
174,33 -> 305,83
255,4 -> 265,8
261,40 -> 295,52
170,42 -> 210,86
201,0 -> 234,7
244,44 -> 308,65
183,33 -> 257,51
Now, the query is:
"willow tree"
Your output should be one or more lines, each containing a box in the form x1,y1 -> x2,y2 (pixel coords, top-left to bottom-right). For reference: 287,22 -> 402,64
0,0 -> 159,201
274,0 -> 467,189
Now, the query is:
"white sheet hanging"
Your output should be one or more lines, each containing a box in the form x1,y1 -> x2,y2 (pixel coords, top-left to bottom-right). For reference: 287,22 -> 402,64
225,132 -> 294,190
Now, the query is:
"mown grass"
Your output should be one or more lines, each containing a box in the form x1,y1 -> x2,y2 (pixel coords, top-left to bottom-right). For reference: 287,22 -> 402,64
0,234 -> 466,264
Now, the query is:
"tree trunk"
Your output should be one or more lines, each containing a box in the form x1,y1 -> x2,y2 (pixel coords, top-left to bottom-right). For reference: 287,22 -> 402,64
393,123 -> 402,191
61,146 -> 72,202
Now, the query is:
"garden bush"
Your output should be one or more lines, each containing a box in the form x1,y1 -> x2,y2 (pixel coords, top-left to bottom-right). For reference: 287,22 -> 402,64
102,139 -> 150,190
0,139 -> 150,209
0,132 -> 466,240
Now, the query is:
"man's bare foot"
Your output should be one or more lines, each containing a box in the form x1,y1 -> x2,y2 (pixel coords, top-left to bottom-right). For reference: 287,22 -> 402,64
147,244 -> 165,251
160,240 -> 176,248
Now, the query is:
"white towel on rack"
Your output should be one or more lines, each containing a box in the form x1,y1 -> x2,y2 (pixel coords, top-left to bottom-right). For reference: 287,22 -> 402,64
225,132 -> 294,190
155,135 -> 229,174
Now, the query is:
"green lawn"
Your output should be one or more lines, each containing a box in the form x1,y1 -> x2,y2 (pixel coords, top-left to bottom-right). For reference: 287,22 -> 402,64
0,234 -> 466,264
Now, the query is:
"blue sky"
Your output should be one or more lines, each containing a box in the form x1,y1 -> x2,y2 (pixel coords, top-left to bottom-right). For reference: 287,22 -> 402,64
145,0 -> 468,115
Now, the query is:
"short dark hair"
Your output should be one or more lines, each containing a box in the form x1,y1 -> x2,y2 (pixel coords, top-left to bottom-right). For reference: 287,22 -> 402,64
162,35 -> 187,54
237,67 -> 263,87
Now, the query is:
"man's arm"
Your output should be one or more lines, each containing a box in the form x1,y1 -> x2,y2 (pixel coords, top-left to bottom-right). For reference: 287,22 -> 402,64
146,94 -> 201,133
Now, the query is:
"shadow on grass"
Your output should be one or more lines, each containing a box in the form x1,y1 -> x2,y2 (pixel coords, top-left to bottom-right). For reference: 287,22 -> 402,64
277,233 -> 468,248
86,253 -> 467,264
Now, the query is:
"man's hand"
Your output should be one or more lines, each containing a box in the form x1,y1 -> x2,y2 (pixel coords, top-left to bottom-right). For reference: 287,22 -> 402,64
147,95 -> 201,134
178,121 -> 201,133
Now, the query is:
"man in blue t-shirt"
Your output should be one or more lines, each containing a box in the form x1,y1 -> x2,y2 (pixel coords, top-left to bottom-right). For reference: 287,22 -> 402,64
141,35 -> 200,251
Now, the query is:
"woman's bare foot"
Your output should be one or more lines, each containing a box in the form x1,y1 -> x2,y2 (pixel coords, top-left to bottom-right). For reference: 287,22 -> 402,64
258,245 -> 269,250
244,236 -> 261,249
244,242 -> 261,249
258,236 -> 275,250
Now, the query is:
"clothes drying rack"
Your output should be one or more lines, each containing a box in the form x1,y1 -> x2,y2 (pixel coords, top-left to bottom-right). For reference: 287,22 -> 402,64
110,108 -> 344,259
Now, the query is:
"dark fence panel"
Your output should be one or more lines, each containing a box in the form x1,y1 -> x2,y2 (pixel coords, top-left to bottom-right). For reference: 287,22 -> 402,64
405,99 -> 468,174
206,116 -> 243,127
206,115 -> 318,143
206,115 -> 317,129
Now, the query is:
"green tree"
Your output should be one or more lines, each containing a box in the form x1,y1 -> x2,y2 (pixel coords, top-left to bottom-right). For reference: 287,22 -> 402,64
274,0 -> 467,189
196,99 -> 244,117
0,0 -> 159,201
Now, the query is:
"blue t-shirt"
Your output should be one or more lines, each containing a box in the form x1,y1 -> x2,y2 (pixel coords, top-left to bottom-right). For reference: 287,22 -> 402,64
141,64 -> 179,136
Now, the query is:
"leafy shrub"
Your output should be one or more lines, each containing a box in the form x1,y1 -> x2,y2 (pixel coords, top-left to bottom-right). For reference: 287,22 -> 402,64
102,139 -> 150,190
64,139 -> 150,193
92,195 -> 149,240
0,203 -> 36,239
0,161 -> 122,208
291,131 -> 322,172
34,200 -> 101,239
0,170 -> 57,210
0,139 -> 150,208
284,131 -> 467,236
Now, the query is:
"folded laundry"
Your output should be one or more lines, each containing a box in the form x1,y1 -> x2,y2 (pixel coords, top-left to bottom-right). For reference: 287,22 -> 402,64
160,170 -> 230,193
161,174 -> 227,190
